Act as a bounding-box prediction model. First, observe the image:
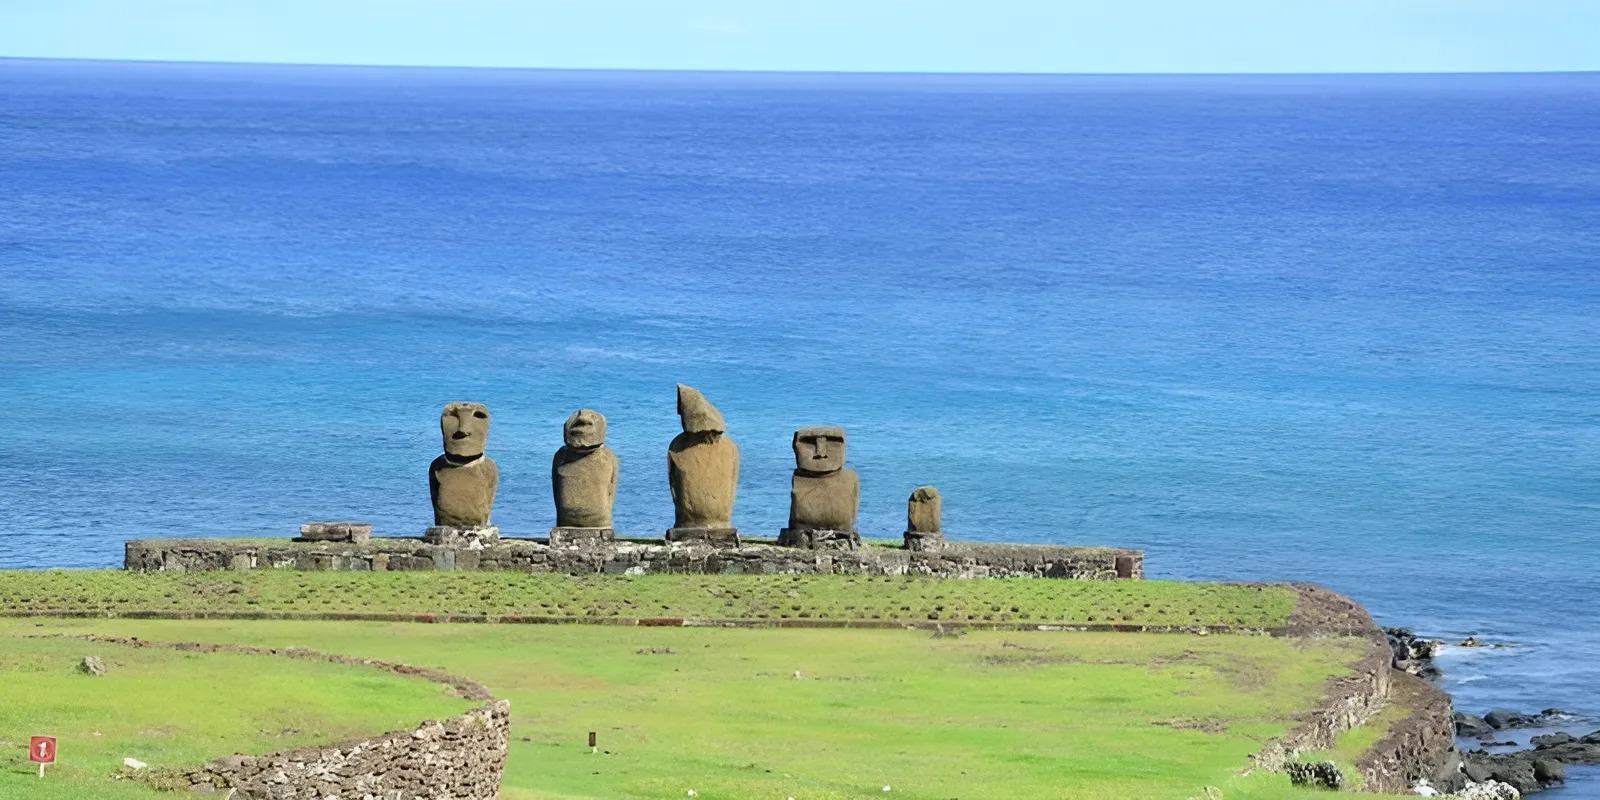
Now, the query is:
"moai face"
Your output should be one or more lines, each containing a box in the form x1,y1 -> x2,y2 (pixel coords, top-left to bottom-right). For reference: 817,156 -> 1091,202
564,408 -> 607,450
793,427 -> 847,474
677,384 -> 727,434
441,402 -> 490,458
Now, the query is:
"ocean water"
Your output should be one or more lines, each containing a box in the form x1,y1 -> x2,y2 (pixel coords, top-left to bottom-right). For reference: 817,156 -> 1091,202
2,59 -> 1597,791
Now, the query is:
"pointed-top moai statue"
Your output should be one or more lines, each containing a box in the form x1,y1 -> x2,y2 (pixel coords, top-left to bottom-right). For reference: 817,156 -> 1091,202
779,426 -> 861,550
666,384 -> 741,546
904,486 -> 944,551
426,402 -> 500,546
550,408 -> 619,546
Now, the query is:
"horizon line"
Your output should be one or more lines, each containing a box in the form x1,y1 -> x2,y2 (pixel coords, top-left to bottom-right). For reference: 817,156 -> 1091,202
4,55 -> 1597,79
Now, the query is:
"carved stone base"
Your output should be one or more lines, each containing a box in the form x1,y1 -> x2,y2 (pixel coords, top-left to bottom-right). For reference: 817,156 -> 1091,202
903,531 -> 945,552
548,527 -> 615,547
665,527 -> 741,548
779,528 -> 861,550
423,526 -> 500,548
296,522 -> 373,543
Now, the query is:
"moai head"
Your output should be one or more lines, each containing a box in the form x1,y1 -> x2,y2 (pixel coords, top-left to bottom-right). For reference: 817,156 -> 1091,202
441,402 -> 490,458
563,408 -> 608,450
676,384 -> 726,435
793,427 -> 847,474
907,485 -> 942,533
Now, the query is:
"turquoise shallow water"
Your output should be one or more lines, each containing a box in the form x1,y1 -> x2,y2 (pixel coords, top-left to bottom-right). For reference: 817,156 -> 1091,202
1,60 -> 1597,788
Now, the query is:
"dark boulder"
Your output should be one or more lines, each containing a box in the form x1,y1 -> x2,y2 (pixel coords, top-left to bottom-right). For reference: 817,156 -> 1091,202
1534,759 -> 1566,785
1454,711 -> 1495,738
1463,759 -> 1494,783
1488,760 -> 1539,795
1485,709 -> 1534,730
1531,732 -> 1575,749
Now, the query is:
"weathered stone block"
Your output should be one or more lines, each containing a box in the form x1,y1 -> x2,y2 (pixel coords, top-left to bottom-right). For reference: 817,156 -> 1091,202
548,527 -> 616,547
778,528 -> 860,550
903,531 -> 945,551
666,527 -> 741,548
424,526 -> 500,547
296,522 -> 373,543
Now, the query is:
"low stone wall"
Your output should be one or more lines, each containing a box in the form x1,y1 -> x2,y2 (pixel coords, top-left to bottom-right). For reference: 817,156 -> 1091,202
1253,585 -> 1463,794
49,635 -> 511,799
125,536 -> 1143,580
1251,586 -> 1395,771
1357,672 -> 1460,793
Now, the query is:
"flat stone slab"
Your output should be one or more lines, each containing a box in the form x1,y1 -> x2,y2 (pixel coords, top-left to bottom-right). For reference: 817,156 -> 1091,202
424,526 -> 500,547
903,531 -> 945,551
296,522 -> 373,543
548,527 -> 615,547
665,528 -> 741,548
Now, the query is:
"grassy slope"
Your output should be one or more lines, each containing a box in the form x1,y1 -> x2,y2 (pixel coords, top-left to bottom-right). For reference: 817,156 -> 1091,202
0,571 -> 1296,628
4,618 -> 1362,800
0,635 -> 475,800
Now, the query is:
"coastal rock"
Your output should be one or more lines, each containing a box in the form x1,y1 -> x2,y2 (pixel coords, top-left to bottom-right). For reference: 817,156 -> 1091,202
1488,761 -> 1538,795
1385,628 -> 1443,680
551,409 -> 619,530
1458,780 -> 1522,800
1485,710 -> 1534,730
1530,733 -> 1573,749
430,403 -> 499,528
1464,760 -> 1495,783
1455,712 -> 1495,738
667,385 -> 740,534
1532,760 -> 1564,785
1460,729 -> 1600,795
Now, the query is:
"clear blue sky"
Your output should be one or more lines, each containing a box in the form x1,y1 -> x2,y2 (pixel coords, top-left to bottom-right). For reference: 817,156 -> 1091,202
2,0 -> 1596,74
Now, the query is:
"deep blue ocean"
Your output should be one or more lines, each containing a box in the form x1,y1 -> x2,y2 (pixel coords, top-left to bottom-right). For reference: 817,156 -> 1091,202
2,59 -> 1597,791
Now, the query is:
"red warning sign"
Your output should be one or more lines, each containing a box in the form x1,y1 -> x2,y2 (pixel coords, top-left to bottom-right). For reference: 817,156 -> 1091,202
29,736 -> 56,764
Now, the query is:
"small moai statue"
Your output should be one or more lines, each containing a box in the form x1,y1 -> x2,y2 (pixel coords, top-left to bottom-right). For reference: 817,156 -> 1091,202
666,384 -> 741,546
778,426 -> 861,550
426,402 -> 500,546
550,408 -> 619,546
904,486 -> 944,551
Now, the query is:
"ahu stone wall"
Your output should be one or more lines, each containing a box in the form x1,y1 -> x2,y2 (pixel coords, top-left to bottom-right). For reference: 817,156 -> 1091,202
125,537 -> 1143,580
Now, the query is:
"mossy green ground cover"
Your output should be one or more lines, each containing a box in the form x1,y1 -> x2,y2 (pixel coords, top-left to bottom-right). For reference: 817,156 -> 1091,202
4,617 -> 1363,800
0,571 -> 1296,628
0,634 -> 475,800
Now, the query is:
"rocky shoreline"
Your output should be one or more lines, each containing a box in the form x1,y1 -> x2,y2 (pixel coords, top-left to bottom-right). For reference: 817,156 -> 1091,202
1385,628 -> 1599,797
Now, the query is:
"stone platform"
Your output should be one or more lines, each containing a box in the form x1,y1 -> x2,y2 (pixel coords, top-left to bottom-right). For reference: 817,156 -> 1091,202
125,536 -> 1143,580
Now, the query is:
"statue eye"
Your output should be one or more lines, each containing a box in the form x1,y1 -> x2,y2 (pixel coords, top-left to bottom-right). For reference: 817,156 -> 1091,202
473,411 -> 487,419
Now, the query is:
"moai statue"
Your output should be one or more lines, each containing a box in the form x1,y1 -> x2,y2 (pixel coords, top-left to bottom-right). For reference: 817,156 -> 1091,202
426,402 -> 500,546
550,408 -> 619,546
666,384 -> 741,546
904,486 -> 944,551
778,426 -> 861,550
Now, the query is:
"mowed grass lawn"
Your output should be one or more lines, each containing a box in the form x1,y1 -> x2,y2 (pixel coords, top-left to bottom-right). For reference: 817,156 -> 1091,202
3,617 -> 1364,800
0,571 -> 1297,628
0,634 -> 476,800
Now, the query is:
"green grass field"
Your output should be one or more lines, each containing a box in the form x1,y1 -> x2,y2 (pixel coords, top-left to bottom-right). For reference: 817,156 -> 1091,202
4,616 -> 1367,800
0,571 -> 1296,628
0,634 -> 476,800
